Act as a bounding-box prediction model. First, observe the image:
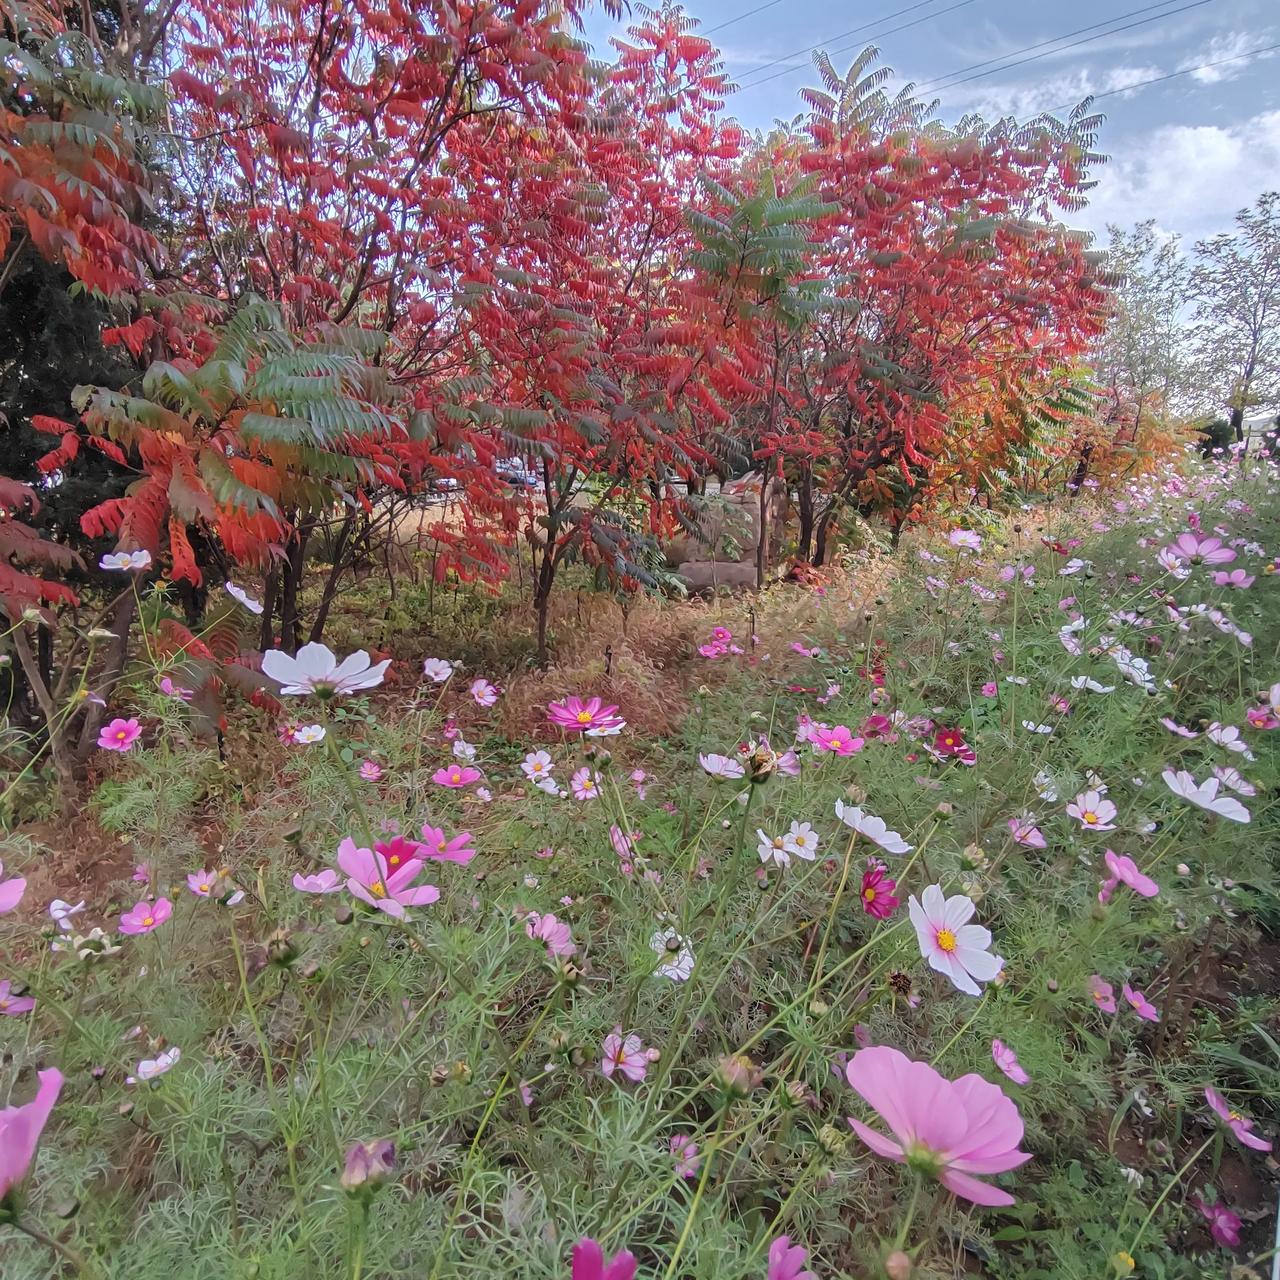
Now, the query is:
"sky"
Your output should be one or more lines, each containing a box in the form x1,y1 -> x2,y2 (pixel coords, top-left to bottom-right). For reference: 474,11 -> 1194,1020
578,0 -> 1280,247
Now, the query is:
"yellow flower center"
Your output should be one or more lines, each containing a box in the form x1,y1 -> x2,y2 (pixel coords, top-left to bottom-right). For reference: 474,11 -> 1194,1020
1084,812 -> 1098,824
577,710 -> 593,723
935,927 -> 957,953
831,737 -> 844,748
142,916 -> 154,927
369,880 -> 386,899
116,730 -> 128,741
863,888 -> 876,901
198,883 -> 209,893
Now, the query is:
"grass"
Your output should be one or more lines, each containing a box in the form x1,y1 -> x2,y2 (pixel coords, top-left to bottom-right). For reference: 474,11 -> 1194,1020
2,453 -> 1278,1279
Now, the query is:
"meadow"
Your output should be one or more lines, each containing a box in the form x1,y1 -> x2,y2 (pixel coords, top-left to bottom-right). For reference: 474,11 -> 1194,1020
2,448 -> 1278,1279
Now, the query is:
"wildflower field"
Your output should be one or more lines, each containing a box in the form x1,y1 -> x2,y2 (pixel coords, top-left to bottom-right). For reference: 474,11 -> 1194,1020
3,452 -> 1279,1280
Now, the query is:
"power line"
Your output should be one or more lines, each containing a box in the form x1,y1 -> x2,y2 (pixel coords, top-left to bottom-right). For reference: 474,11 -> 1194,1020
729,0 -> 978,94
1047,37 -> 1280,114
917,0 -> 1195,90
930,0 -> 1213,92
703,0 -> 787,37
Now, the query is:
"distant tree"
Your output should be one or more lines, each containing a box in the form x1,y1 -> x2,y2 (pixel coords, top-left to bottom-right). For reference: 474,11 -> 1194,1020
1190,191 -> 1280,441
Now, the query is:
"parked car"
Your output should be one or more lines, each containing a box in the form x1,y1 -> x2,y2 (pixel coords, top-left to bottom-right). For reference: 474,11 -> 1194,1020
496,458 -> 540,489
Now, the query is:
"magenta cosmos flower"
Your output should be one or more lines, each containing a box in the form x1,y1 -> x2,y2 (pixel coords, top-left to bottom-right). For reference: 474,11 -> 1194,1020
118,898 -> 172,935
767,1236 -> 817,1280
546,695 -> 626,736
0,980 -> 35,1017
1122,983 -> 1159,1022
337,838 -> 439,919
909,885 -> 1002,996
860,861 -> 899,920
601,1028 -> 649,1083
1100,850 -> 1159,902
1205,1087 -> 1272,1151
1213,568 -> 1254,589
261,642 -> 389,697
1165,533 -> 1236,566
1193,1195 -> 1242,1248
432,763 -> 481,788
0,1067 -> 63,1200
812,724 -> 863,756
99,717 -> 142,752
844,1045 -> 1032,1206
571,1238 -> 636,1280
1087,975 -> 1117,1013
418,825 -> 476,864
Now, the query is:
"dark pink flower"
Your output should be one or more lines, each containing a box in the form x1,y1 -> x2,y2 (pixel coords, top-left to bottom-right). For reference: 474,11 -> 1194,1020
0,1067 -> 62,1200
118,898 -> 172,935
571,1238 -> 636,1280
432,764 -> 481,788
860,861 -> 899,920
99,717 -> 142,752
767,1236 -> 817,1280
1122,983 -> 1159,1022
1192,1195 -> 1242,1248
813,725 -> 863,756
547,695 -> 625,736
1205,1087 -> 1272,1151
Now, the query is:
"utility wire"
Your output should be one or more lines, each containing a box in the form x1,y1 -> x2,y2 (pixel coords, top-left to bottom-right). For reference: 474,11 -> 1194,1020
703,0 -> 787,37
729,0 -> 978,93
917,0 -> 1198,90
1047,37 -> 1280,114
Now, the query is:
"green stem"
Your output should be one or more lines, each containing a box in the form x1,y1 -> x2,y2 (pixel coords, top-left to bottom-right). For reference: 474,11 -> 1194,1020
662,1106 -> 728,1280
1125,1134 -> 1216,1257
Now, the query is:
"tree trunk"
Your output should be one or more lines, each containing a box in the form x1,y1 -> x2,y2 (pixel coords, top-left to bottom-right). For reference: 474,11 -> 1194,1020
279,520 -> 314,655
308,510 -> 356,644
755,472 -> 768,588
813,510 -> 832,568
1229,404 -> 1245,443
259,567 -> 280,651
796,467 -> 814,563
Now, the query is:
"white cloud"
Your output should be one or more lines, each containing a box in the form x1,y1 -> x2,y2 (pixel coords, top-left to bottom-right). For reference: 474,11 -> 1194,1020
1074,110 -> 1280,243
1179,29 -> 1276,84
935,64 -> 1161,120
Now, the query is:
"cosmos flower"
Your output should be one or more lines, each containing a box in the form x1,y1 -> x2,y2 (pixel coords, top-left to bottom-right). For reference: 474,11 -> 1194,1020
699,752 -> 745,780
670,1133 -> 700,1178
0,1067 -> 63,1200
844,1045 -> 1031,1206
1159,717 -> 1199,738
1212,569 -> 1254,589
1161,770 -> 1251,822
98,717 -> 142,752
99,549 -> 152,571
294,724 -> 326,744
1007,815 -> 1046,848
812,725 -> 863,755
337,839 -> 439,918
948,529 -> 982,552
0,980 -> 35,1017
525,911 -> 575,957
1204,1087 -> 1272,1151
1164,533 -> 1236,566
418,826 -> 476,864
469,678 -> 499,707
261,643 -> 389,697
358,760 -> 383,781
521,750 -> 555,781
1206,723 -> 1254,759
783,821 -> 820,860
1099,850 -> 1160,902
991,1039 -> 1030,1085
932,726 -> 969,757
860,861 -> 899,920
422,658 -> 454,683
570,1238 -> 636,1280
767,1236 -> 817,1280
836,802 -> 911,855
651,925 -> 695,981
1192,1196 -> 1242,1248
601,1028 -> 649,1083
1211,766 -> 1256,797
118,898 -> 173,935
0,862 -> 26,914
1066,790 -> 1117,832
225,581 -> 264,613
1122,983 -> 1160,1022
433,764 -> 481,789
909,885 -> 1002,996
48,898 -> 84,931
128,1047 -> 181,1084
546,695 -> 625,735
293,869 -> 341,893
570,767 -> 600,800
756,828 -> 791,868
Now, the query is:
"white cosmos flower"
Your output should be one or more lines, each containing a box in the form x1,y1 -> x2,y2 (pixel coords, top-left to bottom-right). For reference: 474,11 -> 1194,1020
294,724 -> 326,744
225,581 -> 264,614
422,658 -> 454,683
452,738 -> 477,762
699,752 -> 745,780
1021,720 -> 1054,734
1212,766 -> 1257,797
129,1046 -> 181,1083
835,800 -> 912,854
49,898 -> 86,931
1033,770 -> 1059,802
1161,769 -> 1251,823
521,750 -> 554,780
1206,723 -> 1255,760
100,549 -> 152,572
261,642 -> 389,697
1070,676 -> 1114,693
783,820 -> 820,860
650,926 -> 695,981
1159,718 -> 1198,738
756,829 -> 791,868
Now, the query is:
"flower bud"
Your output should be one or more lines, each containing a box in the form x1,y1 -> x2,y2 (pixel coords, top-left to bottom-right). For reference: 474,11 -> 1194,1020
340,1139 -> 396,1194
716,1053 -> 762,1098
884,1250 -> 912,1280
817,1123 -> 848,1156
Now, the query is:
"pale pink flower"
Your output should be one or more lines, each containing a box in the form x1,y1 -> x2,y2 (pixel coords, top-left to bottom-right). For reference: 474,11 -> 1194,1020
0,1067 -> 63,1200
1165,533 -> 1236,566
187,870 -> 217,897
909,885 -> 1002,996
1087,975 -> 1117,1013
835,801 -> 912,854
525,911 -> 575,957
159,676 -> 194,701
991,1039 -> 1030,1085
1122,983 -> 1160,1022
570,767 -> 601,800
844,1045 -> 1031,1206
1206,723 -> 1254,758
670,1133 -> 700,1178
699,752 -> 745,780
294,869 -> 341,894
294,724 -> 326,744
118,898 -> 172,935
546,695 -> 625,735
0,861 -> 26,914
0,980 -> 35,1016
571,1238 -> 636,1280
1159,717 -> 1199,738
128,1046 -> 181,1084
601,1028 -> 649,1083
949,529 -> 982,552
1101,850 -> 1159,899
812,725 -> 864,756
1212,568 -> 1254,588
432,764 -> 481,788
521,750 -> 555,781
418,825 -> 476,864
1065,789 -> 1117,831
421,657 -> 453,683
1211,765 -> 1256,797
470,678 -> 499,707
767,1235 -> 817,1280
1161,769 -> 1251,822
337,839 -> 439,918
783,821 -> 820,860
1205,1087 -> 1272,1151
359,760 -> 383,781
99,717 -> 142,752
261,643 -> 388,697
980,681 -> 998,697
776,749 -> 801,776
1007,815 -> 1046,848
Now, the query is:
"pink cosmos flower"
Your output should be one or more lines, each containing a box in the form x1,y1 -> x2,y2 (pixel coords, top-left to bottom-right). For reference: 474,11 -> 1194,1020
932,726 -> 969,757
261,643 -> 389,697
844,1045 -> 1032,1206
860,861 -> 899,920
670,1133 -> 700,1178
0,1067 -> 63,1200
359,760 -> 383,782
813,725 -> 863,756
949,529 -> 982,552
0,980 -> 35,1016
547,695 -> 625,735
432,764 -> 481,788
1007,815 -> 1046,848
1213,568 -> 1254,589
700,752 -> 745,780
470,678 -> 499,707
1087,975 -> 1117,1013
1122,983 -> 1160,1022
1066,789 -> 1117,831
337,838 -> 439,918
1160,717 -> 1199,738
1192,1195 -> 1242,1248
980,681 -> 998,697
1165,533 -> 1236,566
526,911 -> 575,957
417,826 -> 476,864
909,885 -> 1002,996
159,676 -> 194,701
571,1238 -> 636,1280
601,1028 -> 649,1083
767,1236 -> 817,1280
294,869 -> 341,893
1245,704 -> 1279,730
991,1039 -> 1030,1085
0,861 -> 26,914
1212,765 -> 1257,796
99,717 -> 142,752
570,767 -> 600,800
187,870 -> 217,897
1205,1087 -> 1272,1151
118,898 -> 173,935
1101,850 -> 1159,900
